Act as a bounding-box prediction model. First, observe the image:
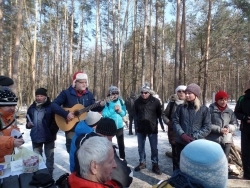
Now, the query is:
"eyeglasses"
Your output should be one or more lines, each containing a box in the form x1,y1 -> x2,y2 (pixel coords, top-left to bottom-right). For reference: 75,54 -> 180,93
219,98 -> 228,102
111,92 -> 119,95
141,92 -> 149,95
0,97 -> 18,102
178,90 -> 185,93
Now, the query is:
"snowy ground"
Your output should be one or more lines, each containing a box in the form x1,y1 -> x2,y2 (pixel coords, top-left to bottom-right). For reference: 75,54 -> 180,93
16,102 -> 242,187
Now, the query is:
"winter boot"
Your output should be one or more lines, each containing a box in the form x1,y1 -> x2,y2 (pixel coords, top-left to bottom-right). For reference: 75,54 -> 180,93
134,162 -> 146,171
152,163 -> 162,175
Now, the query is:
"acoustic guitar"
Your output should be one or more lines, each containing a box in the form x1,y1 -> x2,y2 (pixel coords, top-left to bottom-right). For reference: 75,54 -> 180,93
55,97 -> 113,131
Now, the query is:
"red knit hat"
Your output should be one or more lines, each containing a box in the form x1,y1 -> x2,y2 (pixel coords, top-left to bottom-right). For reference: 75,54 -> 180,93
72,71 -> 88,87
215,91 -> 228,102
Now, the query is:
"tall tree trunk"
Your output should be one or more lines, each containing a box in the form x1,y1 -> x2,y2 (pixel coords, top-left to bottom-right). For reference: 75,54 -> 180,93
153,1 -> 158,90
93,0 -> 99,96
78,5 -> 84,68
202,0 -> 212,105
132,0 -> 137,92
183,0 -> 187,84
13,0 -> 23,94
117,0 -> 130,89
31,0 -> 38,102
174,0 -> 181,89
0,0 -> 3,75
161,0 -> 165,101
69,0 -> 74,84
112,0 -> 116,84
149,0 -> 153,88
142,0 -> 148,85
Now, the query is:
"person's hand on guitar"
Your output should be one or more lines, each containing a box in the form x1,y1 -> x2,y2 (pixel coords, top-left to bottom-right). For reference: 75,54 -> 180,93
100,101 -> 105,107
114,105 -> 122,113
67,112 -> 75,121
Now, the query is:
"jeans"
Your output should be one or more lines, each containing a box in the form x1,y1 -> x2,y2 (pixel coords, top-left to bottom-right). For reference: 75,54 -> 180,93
65,131 -> 75,153
116,128 -> 125,159
220,143 -> 231,161
129,114 -> 137,134
137,133 -> 158,163
32,141 -> 55,176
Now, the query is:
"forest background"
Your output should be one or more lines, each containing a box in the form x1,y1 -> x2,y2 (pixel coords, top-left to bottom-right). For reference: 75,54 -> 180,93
1,0 -> 250,106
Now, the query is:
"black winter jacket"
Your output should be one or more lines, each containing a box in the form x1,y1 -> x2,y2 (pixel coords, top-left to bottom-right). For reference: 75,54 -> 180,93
172,100 -> 211,145
134,95 -> 162,134
26,97 -> 58,142
234,89 -> 250,133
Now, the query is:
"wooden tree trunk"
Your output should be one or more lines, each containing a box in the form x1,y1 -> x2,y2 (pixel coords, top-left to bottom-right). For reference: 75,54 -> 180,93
141,0 -> 148,85
153,1 -> 158,91
149,0 -> 153,88
13,0 -> 23,94
69,0 -> 74,84
112,0 -> 116,84
93,0 -> 99,96
174,0 -> 181,89
132,0 -> 137,92
203,0 -> 212,105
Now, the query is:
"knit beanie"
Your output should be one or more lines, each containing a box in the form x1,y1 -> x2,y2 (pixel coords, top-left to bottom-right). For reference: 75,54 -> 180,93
175,85 -> 187,94
84,111 -> 102,127
35,88 -> 47,96
109,86 -> 119,94
96,118 -> 117,136
72,72 -> 88,87
215,91 -> 228,102
141,82 -> 150,93
185,83 -> 201,97
0,89 -> 18,106
0,76 -> 14,86
180,140 -> 228,188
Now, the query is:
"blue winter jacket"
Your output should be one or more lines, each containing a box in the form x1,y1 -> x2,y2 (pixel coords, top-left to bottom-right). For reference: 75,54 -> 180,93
69,120 -> 94,172
51,86 -> 103,120
26,97 -> 58,143
102,98 -> 126,129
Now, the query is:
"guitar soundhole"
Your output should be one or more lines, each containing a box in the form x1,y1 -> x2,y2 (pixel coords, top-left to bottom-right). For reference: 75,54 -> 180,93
74,111 -> 80,117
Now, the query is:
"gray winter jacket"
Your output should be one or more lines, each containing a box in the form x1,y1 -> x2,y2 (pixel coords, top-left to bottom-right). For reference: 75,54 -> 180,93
206,103 -> 238,144
172,98 -> 211,145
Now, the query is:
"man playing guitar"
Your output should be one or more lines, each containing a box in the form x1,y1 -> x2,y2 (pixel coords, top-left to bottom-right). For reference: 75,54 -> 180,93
51,72 -> 105,153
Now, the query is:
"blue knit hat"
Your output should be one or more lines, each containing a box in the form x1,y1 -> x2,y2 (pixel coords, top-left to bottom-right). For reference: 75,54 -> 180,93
180,140 -> 228,188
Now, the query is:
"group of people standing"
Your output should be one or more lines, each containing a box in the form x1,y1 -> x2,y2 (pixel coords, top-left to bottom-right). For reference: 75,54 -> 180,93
1,71 -> 250,187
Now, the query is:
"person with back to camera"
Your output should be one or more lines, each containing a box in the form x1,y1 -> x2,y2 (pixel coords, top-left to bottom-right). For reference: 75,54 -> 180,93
125,91 -> 137,135
152,139 -> 228,188
234,79 -> 250,180
206,91 -> 238,161
172,83 -> 211,168
162,85 -> 186,171
0,89 -> 24,162
68,136 -> 122,188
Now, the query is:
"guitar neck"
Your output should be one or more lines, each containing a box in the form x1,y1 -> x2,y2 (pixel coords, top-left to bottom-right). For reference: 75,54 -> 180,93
79,102 -> 101,114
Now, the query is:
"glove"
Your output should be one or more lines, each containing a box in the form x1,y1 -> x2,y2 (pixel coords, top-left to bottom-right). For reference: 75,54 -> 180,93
181,134 -> 194,143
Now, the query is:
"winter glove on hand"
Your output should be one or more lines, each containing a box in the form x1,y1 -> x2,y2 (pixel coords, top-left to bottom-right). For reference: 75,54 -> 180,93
181,133 -> 194,143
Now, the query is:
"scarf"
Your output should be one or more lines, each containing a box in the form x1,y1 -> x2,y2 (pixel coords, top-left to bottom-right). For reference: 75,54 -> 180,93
75,89 -> 86,97
215,102 -> 227,112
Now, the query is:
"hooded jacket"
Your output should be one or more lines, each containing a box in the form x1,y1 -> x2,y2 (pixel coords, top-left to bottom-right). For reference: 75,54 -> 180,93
26,97 -> 58,143
162,94 -> 184,145
207,103 -> 238,144
69,120 -> 94,172
68,172 -> 122,188
102,98 -> 126,129
134,95 -> 162,134
172,98 -> 211,145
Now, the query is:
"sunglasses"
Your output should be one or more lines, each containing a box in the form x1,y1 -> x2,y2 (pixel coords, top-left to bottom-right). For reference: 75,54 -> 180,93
178,90 -> 185,93
0,97 -> 18,102
111,92 -> 119,95
141,92 -> 149,94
